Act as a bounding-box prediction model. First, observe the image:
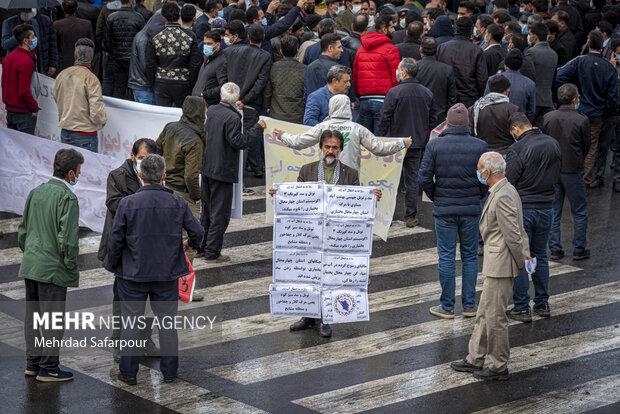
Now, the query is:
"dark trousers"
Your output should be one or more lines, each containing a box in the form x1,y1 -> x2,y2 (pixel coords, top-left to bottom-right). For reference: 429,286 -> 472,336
584,116 -> 602,185
242,106 -> 264,173
102,52 -> 114,96
112,60 -> 131,100
403,148 -> 422,219
200,175 -> 233,259
615,115 -> 620,183
24,279 -> 67,373
594,115 -> 616,181
7,111 -> 37,135
153,81 -> 190,107
116,277 -> 178,378
111,278 -> 155,345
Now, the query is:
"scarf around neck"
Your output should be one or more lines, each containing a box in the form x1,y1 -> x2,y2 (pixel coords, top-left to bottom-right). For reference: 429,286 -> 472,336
473,92 -> 509,136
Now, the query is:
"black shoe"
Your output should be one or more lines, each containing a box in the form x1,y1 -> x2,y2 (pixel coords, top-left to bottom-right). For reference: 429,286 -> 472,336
405,218 -> 419,228
506,307 -> 532,323
588,178 -> 604,189
290,317 -> 315,331
118,373 -> 137,386
533,303 -> 551,317
573,249 -> 590,260
614,182 -> 620,192
164,375 -> 176,383
472,367 -> 510,381
319,323 -> 332,338
113,347 -> 120,363
549,250 -> 564,260
450,359 -> 483,373
142,339 -> 160,358
195,250 -> 205,258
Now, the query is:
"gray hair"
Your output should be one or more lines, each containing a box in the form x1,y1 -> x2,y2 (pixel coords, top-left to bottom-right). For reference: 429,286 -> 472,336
558,83 -> 579,105
141,154 -> 166,184
326,65 -> 352,84
74,38 -> 94,66
220,82 -> 240,104
401,58 -> 418,78
480,152 -> 506,177
527,14 -> 543,27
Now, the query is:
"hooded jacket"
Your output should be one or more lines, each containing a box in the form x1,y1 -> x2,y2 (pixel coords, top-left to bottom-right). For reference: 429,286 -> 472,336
156,96 -> 206,200
428,16 -> 454,46
280,94 -> 402,172
353,32 -> 400,97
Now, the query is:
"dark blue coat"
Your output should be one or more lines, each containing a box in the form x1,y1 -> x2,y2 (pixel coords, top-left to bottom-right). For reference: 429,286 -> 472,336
107,185 -> 204,282
418,126 -> 488,217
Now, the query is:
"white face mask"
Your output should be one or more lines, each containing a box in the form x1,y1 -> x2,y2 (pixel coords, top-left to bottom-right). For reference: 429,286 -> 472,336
336,5 -> 345,14
20,9 -> 36,21
136,159 -> 142,174
368,14 -> 374,26
351,4 -> 361,13
224,36 -> 232,46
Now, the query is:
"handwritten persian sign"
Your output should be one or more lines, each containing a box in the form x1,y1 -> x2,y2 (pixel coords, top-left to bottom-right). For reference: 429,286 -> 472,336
273,217 -> 323,250
272,250 -> 323,284
269,285 -> 321,318
321,254 -> 369,287
324,220 -> 373,254
326,185 -> 375,220
273,182 -> 325,217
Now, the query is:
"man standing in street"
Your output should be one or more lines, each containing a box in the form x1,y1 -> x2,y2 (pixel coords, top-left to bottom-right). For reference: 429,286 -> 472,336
54,0 -> 94,73
1,24 -> 39,135
378,58 -> 437,228
200,83 -> 266,263
526,23 -> 558,126
108,154 -> 204,386
303,64 -> 351,126
192,30 -> 226,107
557,31 -> 617,188
543,84 -> 590,261
19,149 -> 84,382
419,104 -> 488,319
53,39 -> 108,153
505,112 -> 561,322
451,151 -> 530,381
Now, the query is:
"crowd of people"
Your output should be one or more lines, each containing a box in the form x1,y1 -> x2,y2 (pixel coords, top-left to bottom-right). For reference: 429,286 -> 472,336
4,0 -> 620,385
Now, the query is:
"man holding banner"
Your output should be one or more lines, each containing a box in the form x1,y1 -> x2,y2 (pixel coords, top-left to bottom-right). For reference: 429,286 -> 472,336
273,94 -> 412,172
269,129 -> 381,338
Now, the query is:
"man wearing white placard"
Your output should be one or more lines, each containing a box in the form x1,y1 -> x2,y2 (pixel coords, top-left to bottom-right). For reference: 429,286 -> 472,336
270,129 -> 380,337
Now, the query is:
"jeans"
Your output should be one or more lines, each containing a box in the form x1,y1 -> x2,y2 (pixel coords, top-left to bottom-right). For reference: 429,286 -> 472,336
116,277 -> 178,378
153,81 -> 190,107
358,99 -> 383,135
434,215 -> 480,310
132,89 -> 155,105
549,172 -> 588,254
7,111 -> 37,135
60,129 -> 98,153
512,208 -> 552,311
403,148 -> 422,219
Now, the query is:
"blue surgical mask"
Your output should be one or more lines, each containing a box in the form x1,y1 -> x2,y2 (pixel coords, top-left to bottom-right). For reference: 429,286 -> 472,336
29,37 -> 38,51
69,171 -> 78,186
477,170 -> 487,185
575,98 -> 581,110
521,24 -> 528,35
218,10 -> 224,18
473,26 -> 478,39
203,44 -> 214,57
261,18 -> 268,26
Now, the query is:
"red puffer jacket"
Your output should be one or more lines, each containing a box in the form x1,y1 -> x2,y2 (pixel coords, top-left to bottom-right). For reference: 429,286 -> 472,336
353,32 -> 400,97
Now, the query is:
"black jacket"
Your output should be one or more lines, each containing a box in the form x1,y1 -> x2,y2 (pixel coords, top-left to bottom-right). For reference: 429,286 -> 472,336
542,105 -> 590,173
104,8 -> 145,62
377,78 -> 437,149
107,184 -> 204,282
341,32 -> 362,66
397,38 -> 422,60
134,4 -> 153,23
264,57 -> 307,123
201,102 -> 264,183
483,44 -> 506,78
191,49 -> 226,106
146,24 -> 201,86
468,101 -> 520,155
506,128 -> 562,209
416,56 -> 457,124
437,35 -> 488,107
218,43 -> 272,108
556,29 -> 578,62
583,10 -> 602,37
98,159 -> 142,271
550,37 -> 569,68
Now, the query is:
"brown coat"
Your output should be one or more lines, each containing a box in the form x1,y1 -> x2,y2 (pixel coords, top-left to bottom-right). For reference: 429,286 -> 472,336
54,16 -> 94,72
297,160 -> 360,186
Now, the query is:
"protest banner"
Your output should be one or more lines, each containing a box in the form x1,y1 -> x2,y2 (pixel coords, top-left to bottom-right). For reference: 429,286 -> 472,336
269,285 -> 322,318
272,250 -> 323,284
262,117 -> 406,241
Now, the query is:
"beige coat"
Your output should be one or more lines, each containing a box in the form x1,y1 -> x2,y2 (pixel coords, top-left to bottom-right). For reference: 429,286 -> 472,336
53,65 -> 107,133
479,178 -> 529,278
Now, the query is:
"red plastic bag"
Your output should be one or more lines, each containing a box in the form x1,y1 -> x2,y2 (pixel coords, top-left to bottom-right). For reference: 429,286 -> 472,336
178,255 -> 196,303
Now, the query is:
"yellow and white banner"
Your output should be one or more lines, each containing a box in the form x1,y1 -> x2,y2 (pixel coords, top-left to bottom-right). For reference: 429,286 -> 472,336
262,118 -> 406,241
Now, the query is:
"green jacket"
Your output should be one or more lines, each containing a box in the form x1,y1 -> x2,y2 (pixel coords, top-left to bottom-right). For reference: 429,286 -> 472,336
18,179 -> 80,288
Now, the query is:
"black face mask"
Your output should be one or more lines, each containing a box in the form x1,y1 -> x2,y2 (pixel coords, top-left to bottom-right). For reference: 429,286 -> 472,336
305,5 -> 315,14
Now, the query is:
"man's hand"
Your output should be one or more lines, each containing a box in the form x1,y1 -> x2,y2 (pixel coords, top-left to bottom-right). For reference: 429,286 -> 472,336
402,138 -> 412,148
268,188 -> 276,196
521,255 -> 535,273
257,120 -> 267,129
273,128 -> 285,139
374,188 -> 382,201
612,52 -> 618,68
194,199 -> 201,204
267,0 -> 280,14
47,67 -> 56,77
351,102 -> 356,110
32,112 -> 38,117
297,0 -> 305,8
183,240 -> 193,254
235,100 -> 244,110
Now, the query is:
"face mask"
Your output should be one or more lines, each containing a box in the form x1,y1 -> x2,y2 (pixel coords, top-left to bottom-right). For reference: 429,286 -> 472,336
520,6 -> 525,13
20,11 -> 35,21
336,5 -> 345,14
425,22 -> 431,31
305,5 -> 315,14
224,36 -> 232,46
527,34 -> 533,45
473,26 -> 479,39
368,14 -> 374,26
352,4 -> 361,13
204,44 -> 214,56
396,69 -> 402,83
477,170 -> 487,185
218,10 -> 224,18
69,171 -> 78,186
575,98 -> 581,110
261,18 -> 268,26
29,37 -> 38,51
135,159 -> 142,174
520,24 -> 528,35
